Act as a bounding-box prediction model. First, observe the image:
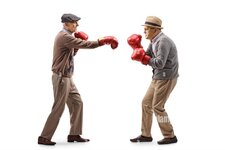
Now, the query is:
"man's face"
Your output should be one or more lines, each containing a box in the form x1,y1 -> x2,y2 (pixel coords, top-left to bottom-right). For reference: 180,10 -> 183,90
144,26 -> 156,40
65,21 -> 79,33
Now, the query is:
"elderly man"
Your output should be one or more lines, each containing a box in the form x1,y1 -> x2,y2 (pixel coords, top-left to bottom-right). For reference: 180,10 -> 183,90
38,13 -> 118,145
128,16 -> 179,144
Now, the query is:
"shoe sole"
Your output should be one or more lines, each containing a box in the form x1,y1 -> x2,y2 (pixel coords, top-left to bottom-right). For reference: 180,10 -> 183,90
68,140 -> 90,142
38,142 -> 56,145
130,140 -> 153,142
157,140 -> 177,145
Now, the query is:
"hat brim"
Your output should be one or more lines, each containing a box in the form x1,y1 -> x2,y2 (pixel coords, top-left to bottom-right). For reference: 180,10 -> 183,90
142,24 -> 163,29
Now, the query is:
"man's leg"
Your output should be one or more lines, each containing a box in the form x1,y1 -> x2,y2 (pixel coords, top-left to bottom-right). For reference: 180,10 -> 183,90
130,80 -> 155,142
40,74 -> 70,140
66,78 -> 89,142
152,79 -> 178,144
141,80 -> 156,137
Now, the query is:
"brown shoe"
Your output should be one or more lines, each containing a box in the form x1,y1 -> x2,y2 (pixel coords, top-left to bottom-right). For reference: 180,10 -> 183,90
157,136 -> 178,145
130,135 -> 153,142
38,136 -> 56,145
67,135 -> 90,142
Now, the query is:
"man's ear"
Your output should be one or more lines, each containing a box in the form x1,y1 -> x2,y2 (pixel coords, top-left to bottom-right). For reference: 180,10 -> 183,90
63,22 -> 70,30
153,28 -> 158,33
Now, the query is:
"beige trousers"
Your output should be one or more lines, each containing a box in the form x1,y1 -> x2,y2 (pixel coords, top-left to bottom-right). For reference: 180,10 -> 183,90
40,73 -> 83,140
141,78 -> 177,138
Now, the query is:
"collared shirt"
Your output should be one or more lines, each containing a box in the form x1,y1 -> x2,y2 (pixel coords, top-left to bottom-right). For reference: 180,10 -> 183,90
151,32 -> 163,55
62,28 -> 73,35
146,32 -> 179,80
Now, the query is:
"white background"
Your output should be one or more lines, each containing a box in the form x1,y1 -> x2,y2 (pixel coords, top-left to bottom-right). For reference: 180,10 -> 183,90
0,0 -> 225,149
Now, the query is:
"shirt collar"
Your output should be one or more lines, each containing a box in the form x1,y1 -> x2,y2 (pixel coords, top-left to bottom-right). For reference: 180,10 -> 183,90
151,31 -> 163,44
62,28 -> 73,35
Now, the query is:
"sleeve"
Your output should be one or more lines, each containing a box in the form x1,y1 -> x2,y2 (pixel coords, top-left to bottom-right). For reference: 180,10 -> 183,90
63,34 -> 99,49
149,39 -> 171,69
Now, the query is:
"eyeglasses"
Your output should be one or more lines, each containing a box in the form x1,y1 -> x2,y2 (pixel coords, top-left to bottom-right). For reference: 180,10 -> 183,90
73,22 -> 79,26
68,22 -> 79,27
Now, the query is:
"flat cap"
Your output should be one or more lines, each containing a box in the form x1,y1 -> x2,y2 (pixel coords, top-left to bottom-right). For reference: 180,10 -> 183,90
61,13 -> 81,23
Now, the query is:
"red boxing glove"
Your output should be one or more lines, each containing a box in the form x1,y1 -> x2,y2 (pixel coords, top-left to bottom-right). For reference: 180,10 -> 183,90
127,34 -> 143,49
98,36 -> 118,49
74,31 -> 88,40
131,48 -> 151,65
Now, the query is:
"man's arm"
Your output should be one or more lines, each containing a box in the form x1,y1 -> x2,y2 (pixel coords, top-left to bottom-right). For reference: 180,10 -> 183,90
64,33 -> 99,49
149,39 -> 171,69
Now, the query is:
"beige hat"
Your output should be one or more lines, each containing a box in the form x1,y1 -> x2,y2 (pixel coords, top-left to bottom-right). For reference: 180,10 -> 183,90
142,16 -> 163,29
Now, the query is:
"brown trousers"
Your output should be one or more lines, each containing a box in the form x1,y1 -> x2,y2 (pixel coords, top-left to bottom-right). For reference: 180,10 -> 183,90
141,78 -> 177,138
40,73 -> 83,140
